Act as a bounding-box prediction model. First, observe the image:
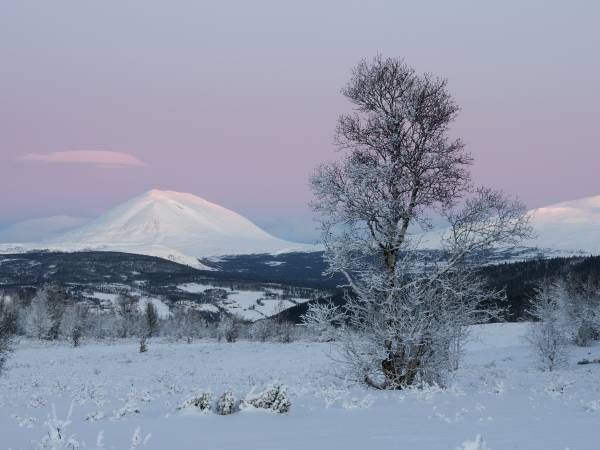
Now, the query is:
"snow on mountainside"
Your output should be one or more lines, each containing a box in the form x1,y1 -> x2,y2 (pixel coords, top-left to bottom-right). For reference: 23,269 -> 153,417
7,190 -> 315,266
419,194 -> 600,257
0,215 -> 89,243
2,192 -> 597,268
525,195 -> 600,253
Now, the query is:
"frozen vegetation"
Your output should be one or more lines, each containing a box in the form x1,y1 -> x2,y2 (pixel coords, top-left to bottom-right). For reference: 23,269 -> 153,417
0,323 -> 599,449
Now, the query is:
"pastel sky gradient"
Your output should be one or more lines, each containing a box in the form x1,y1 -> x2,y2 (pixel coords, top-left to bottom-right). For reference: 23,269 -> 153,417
1,1 -> 599,241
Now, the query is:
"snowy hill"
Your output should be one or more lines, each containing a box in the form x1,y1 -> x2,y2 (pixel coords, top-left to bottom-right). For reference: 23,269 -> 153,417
418,194 -> 600,258
3,192 -> 597,268
525,195 -> 600,254
0,190 -> 315,267
0,215 -> 88,243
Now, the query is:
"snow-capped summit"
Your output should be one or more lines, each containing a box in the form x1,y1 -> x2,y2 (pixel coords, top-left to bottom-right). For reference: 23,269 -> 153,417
418,194 -> 600,257
45,190 -> 315,263
526,194 -> 600,254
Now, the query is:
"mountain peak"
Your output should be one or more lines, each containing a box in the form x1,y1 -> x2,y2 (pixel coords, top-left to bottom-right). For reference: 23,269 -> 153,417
46,190 -> 316,260
141,189 -> 232,212
531,195 -> 600,224
145,189 -> 198,200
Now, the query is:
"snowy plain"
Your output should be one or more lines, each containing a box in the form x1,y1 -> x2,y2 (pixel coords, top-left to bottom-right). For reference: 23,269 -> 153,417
1,323 -> 600,450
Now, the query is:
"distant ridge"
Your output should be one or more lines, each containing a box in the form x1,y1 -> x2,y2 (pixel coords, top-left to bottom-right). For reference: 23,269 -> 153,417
0,215 -> 88,243
418,194 -> 600,258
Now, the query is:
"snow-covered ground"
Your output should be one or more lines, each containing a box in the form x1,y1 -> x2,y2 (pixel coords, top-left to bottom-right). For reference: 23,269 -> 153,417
82,291 -> 171,318
177,282 -> 311,321
1,323 -> 600,449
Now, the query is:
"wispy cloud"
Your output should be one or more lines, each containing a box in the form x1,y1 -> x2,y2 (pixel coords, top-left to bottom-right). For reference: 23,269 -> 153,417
19,150 -> 145,168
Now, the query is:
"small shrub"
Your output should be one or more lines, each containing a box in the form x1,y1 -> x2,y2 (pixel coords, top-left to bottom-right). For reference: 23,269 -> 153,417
456,435 -> 490,450
216,391 -> 236,415
139,337 -> 148,353
71,326 -> 82,348
242,384 -> 291,413
217,317 -> 239,343
177,392 -> 213,413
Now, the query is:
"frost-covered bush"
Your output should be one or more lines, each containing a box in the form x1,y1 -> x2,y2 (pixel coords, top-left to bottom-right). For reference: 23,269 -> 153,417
456,435 -> 490,450
217,317 -> 239,343
248,320 -> 271,342
301,301 -> 343,342
113,395 -> 141,419
115,292 -> 142,338
559,277 -> 600,347
25,289 -> 53,340
245,319 -> 303,343
36,403 -> 80,449
129,426 -> 152,449
241,384 -> 291,413
177,391 -> 213,413
60,304 -> 88,347
526,281 -> 569,371
216,391 -> 237,415
163,309 -> 211,343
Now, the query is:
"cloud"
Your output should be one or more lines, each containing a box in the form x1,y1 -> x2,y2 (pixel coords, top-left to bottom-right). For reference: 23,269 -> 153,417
20,150 -> 145,168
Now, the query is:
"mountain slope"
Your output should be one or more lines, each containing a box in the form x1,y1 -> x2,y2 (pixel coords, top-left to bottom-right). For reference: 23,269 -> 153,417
0,215 -> 89,243
47,190 -> 315,261
419,194 -> 600,257
525,195 -> 600,253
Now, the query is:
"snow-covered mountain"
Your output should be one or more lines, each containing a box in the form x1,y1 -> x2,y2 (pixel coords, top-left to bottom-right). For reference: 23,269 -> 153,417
419,195 -> 600,258
4,190 -> 313,267
0,215 -> 89,243
2,192 -> 597,268
525,195 -> 600,254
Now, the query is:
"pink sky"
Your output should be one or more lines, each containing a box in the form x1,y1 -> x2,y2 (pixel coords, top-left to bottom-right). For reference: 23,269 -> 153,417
1,1 -> 598,241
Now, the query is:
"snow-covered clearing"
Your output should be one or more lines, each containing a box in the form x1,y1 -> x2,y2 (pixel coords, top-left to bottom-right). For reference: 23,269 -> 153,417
83,292 -> 171,318
1,323 -> 600,449
177,282 -> 309,321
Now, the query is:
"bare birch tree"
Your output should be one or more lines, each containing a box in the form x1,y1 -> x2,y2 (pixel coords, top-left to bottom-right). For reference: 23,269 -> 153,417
310,55 -> 532,389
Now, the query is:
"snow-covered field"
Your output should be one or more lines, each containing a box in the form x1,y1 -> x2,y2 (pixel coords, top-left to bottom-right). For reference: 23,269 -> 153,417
177,282 -> 310,321
1,323 -> 600,449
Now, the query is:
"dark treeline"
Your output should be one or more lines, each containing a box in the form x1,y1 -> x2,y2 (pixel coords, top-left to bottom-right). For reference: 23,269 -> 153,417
481,255 -> 600,320
281,256 -> 600,323
2,251 -> 600,323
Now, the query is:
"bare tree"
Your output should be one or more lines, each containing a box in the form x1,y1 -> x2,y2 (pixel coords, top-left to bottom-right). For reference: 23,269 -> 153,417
217,316 -> 239,343
44,284 -> 71,341
311,55 -> 532,389
144,301 -> 159,337
301,301 -> 343,342
60,304 -> 89,347
25,288 -> 53,340
114,292 -> 140,338
139,336 -> 148,353
248,319 -> 271,342
0,295 -> 17,374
